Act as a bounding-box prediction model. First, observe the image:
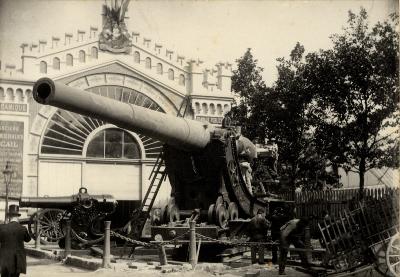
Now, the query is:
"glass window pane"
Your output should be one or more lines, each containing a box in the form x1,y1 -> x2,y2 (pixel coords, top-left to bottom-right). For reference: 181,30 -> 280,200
124,132 -> 140,159
87,131 -> 104,157
105,129 -> 122,158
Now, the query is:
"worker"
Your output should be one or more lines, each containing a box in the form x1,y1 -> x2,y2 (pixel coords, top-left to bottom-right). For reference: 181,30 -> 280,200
248,209 -> 270,264
221,110 -> 232,128
240,161 -> 253,194
0,205 -> 31,277
279,217 -> 310,275
268,207 -> 291,264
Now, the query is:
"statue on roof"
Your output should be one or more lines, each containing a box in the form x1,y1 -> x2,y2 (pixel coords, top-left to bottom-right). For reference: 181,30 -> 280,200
99,0 -> 132,54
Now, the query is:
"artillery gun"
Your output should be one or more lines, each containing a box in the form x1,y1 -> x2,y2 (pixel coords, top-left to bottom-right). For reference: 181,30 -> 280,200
20,187 -> 117,246
33,78 -> 288,241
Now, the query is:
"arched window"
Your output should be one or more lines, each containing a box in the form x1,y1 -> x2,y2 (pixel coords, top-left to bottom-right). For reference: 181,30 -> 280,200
202,103 -> 208,114
195,102 -> 201,114
145,57 -> 151,69
15,88 -> 23,102
209,103 -> 216,115
168,69 -> 174,80
217,104 -> 223,115
156,63 -> 163,74
53,57 -> 60,70
91,47 -> 98,59
79,50 -> 86,63
87,128 -> 141,159
66,54 -> 73,66
179,74 -> 185,86
134,51 -> 140,63
40,61 -> 47,73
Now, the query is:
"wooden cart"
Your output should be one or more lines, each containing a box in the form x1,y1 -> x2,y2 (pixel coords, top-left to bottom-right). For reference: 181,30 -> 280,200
318,191 -> 399,276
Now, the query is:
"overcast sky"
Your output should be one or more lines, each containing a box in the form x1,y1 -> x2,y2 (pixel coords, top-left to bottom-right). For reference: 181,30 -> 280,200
0,0 -> 397,85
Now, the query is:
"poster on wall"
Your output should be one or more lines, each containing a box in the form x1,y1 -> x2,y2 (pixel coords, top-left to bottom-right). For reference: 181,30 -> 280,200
0,121 -> 24,198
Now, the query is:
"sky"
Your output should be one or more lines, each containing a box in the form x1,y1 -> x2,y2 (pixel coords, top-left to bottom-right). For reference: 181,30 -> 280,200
0,0 -> 397,85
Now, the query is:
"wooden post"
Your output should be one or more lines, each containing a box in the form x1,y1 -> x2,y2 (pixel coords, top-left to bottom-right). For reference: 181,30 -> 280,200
35,218 -> 40,249
158,244 -> 168,266
65,220 -> 71,257
102,221 -> 111,268
304,225 -> 311,262
189,220 -> 197,269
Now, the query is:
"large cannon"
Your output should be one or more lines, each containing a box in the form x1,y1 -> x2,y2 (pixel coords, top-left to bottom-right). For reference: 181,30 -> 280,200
20,187 -> 117,246
33,78 -> 287,239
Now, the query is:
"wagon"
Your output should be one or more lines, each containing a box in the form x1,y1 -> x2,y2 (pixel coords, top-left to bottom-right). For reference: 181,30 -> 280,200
318,191 -> 399,276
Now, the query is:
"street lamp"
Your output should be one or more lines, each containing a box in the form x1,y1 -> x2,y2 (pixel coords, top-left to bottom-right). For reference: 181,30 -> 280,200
2,161 -> 13,223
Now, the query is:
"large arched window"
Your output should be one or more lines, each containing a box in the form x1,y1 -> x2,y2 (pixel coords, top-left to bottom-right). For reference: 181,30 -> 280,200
87,128 -> 141,159
179,74 -> 185,86
41,85 -> 164,159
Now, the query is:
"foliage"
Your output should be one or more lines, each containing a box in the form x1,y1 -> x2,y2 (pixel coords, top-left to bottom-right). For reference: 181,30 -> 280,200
230,9 -> 398,193
304,9 -> 399,192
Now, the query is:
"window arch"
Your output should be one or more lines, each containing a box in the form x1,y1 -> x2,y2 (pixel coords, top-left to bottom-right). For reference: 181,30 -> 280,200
53,57 -> 60,70
87,128 -> 141,159
134,51 -> 140,63
91,47 -> 98,59
40,61 -> 47,73
156,63 -> 163,74
202,103 -> 208,114
79,50 -> 86,63
168,69 -> 174,80
209,103 -> 216,115
179,74 -> 185,86
66,54 -> 73,66
217,104 -> 223,115
145,57 -> 151,69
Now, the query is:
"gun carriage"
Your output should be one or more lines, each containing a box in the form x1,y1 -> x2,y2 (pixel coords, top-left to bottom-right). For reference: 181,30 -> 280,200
20,187 -> 117,246
32,78 -> 291,243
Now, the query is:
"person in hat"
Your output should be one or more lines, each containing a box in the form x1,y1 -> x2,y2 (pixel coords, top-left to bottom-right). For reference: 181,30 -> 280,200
0,205 -> 31,277
248,208 -> 270,264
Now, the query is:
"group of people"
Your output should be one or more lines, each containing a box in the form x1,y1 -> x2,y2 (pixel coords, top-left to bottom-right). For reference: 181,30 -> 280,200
248,207 -> 310,275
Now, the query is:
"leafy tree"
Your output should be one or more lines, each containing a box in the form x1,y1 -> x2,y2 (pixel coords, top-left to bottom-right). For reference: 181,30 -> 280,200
304,9 -> 399,196
231,48 -> 266,139
263,42 -> 336,191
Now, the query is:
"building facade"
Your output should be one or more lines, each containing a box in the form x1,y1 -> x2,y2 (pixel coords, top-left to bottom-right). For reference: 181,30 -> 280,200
0,7 -> 233,219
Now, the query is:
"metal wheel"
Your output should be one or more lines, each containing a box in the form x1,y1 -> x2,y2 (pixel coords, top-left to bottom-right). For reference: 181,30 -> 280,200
228,202 -> 239,220
387,232 -> 400,276
216,204 -> 228,228
28,209 -> 66,244
208,204 -> 216,224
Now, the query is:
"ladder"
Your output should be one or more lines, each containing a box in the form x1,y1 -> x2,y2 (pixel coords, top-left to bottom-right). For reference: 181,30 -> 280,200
132,97 -> 190,237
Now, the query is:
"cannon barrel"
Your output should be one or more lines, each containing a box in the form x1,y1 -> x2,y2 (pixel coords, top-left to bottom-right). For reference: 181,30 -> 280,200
20,194 -> 117,209
33,78 -> 213,151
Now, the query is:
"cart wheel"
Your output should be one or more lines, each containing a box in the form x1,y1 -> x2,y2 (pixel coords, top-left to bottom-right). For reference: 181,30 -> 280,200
386,232 -> 400,277
28,209 -> 66,244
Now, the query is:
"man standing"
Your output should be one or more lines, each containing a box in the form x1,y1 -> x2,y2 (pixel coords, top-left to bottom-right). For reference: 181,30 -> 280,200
268,207 -> 291,264
0,205 -> 31,277
248,209 -> 270,264
279,217 -> 310,275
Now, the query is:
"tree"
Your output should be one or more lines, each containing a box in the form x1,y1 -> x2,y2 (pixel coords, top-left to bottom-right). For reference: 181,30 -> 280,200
304,9 -> 399,195
263,42 -> 335,191
231,48 -> 267,139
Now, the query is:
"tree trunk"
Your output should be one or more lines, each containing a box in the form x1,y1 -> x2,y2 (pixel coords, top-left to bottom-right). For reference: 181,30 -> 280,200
359,157 -> 366,200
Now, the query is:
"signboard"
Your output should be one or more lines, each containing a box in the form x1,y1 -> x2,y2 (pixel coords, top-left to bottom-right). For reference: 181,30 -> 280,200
0,103 -> 27,113
0,121 -> 24,198
195,116 -> 223,125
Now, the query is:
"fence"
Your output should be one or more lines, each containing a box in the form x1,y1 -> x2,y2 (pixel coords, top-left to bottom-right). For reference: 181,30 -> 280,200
278,187 -> 400,237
